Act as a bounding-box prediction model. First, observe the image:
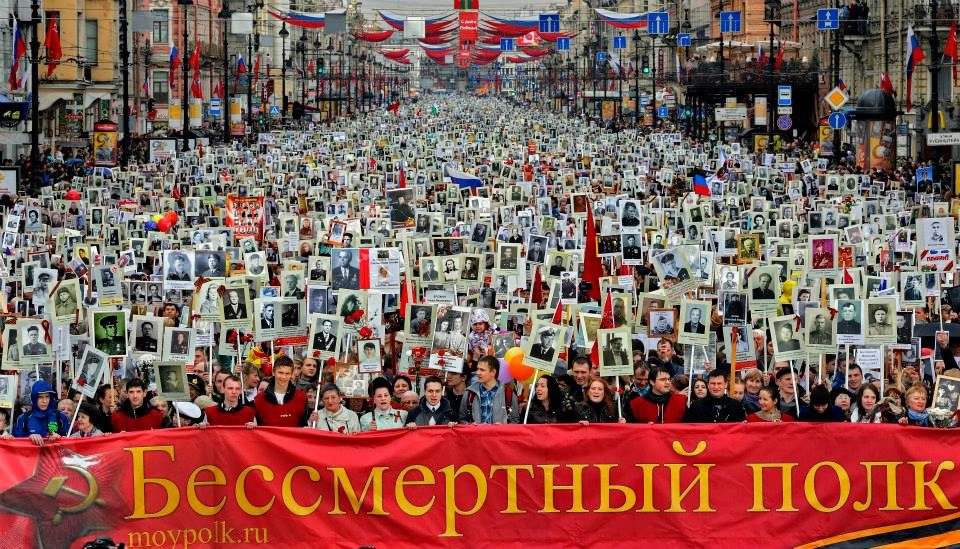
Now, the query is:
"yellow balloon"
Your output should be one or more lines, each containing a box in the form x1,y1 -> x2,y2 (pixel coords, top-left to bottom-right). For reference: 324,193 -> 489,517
152,214 -> 162,222
504,347 -> 525,369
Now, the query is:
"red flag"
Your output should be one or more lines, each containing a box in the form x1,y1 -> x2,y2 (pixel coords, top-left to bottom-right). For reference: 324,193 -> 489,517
551,300 -> 563,324
582,206 -> 602,302
879,72 -> 896,96
945,22 -> 959,83
252,54 -> 260,85
530,265 -> 543,306
172,184 -> 181,200
842,267 -> 853,285
190,71 -> 203,99
44,18 -> 62,78
773,47 -> 784,71
399,167 -> 406,188
589,292 -> 615,366
386,101 -> 400,115
189,40 -> 201,72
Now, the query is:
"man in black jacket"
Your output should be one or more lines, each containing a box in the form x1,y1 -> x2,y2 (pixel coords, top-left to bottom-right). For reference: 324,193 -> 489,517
683,370 -> 746,423
405,376 -> 456,427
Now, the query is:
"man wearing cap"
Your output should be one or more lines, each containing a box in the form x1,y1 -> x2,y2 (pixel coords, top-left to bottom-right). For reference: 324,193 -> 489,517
112,379 -> 164,431
35,272 -> 52,298
22,325 -> 47,356
529,327 -> 557,362
603,336 -> 629,366
205,375 -> 257,426
97,315 -> 126,356
166,253 -> 191,281
54,286 -> 78,317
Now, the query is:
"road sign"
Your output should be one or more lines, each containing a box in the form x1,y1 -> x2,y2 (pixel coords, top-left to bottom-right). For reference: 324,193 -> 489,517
715,107 -> 748,121
719,11 -> 742,34
500,37 -> 514,51
777,85 -> 792,107
657,106 -> 668,118
776,114 -> 793,131
817,8 -> 840,30
639,93 -> 649,105
927,132 -> 960,146
597,51 -> 606,62
647,12 -> 669,35
827,111 -> 847,130
209,98 -> 222,115
613,35 -> 627,49
269,105 -> 281,117
778,106 -> 793,114
556,37 -> 570,51
538,14 -> 560,34
823,86 -> 850,110
677,33 -> 691,47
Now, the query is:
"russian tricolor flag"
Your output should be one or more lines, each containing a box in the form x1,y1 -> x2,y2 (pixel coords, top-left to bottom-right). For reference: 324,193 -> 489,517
693,173 -> 711,196
9,18 -> 27,90
595,8 -> 648,29
906,26 -> 924,112
445,165 -> 483,188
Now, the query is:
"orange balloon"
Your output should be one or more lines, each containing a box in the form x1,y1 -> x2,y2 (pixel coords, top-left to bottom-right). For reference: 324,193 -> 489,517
509,361 -> 535,382
504,347 -> 525,369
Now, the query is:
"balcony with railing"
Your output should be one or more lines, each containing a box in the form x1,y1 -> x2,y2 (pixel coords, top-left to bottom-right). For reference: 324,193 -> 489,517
681,58 -> 820,88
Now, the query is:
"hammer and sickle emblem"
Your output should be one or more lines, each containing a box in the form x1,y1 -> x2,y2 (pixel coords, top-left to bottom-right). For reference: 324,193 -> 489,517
42,465 -> 106,524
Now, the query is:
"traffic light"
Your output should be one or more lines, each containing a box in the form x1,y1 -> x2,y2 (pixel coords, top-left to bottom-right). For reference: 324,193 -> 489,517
641,55 -> 650,74
318,58 -> 324,74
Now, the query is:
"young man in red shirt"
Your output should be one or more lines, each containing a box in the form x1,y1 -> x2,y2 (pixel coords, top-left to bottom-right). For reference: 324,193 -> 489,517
630,366 -> 687,424
205,375 -> 256,427
112,379 -> 165,431
253,356 -> 307,427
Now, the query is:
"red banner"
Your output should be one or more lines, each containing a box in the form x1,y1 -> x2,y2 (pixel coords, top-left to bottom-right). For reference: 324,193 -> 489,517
2,424 -> 960,548
459,11 -> 478,43
224,195 -> 264,243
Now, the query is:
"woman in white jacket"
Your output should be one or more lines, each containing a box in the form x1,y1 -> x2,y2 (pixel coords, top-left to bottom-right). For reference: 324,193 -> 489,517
309,384 -> 361,433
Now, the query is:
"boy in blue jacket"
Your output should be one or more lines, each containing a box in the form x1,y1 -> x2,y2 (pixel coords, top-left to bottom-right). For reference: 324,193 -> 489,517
3,380 -> 70,445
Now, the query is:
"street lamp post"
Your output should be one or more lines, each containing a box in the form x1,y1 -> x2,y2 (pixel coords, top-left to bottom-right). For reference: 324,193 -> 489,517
298,33 -> 306,119
314,34 -> 321,113
633,28 -> 640,126
28,0 -> 40,189
279,21 -> 288,123
651,38 -> 658,127
179,0 -> 192,152
219,0 -> 232,143
337,40 -> 343,118
929,0 -> 941,133
119,0 -> 131,165
766,0 -> 780,152
247,0 -> 261,135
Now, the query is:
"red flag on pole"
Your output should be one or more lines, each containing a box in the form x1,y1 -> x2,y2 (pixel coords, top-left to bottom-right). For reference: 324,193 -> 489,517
399,167 -> 406,188
945,22 -> 958,83
589,292 -> 614,366
583,206 -> 602,302
530,265 -> 543,306
773,46 -> 784,71
879,72 -> 896,96
386,101 -> 400,115
189,40 -> 201,72
44,18 -> 62,77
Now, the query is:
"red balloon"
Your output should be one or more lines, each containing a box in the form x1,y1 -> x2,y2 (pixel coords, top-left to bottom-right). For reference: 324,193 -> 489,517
165,211 -> 179,225
157,218 -> 172,232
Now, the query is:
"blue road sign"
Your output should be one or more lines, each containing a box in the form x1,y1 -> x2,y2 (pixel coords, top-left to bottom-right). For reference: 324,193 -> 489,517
647,12 -> 669,35
827,111 -> 847,129
657,106 -> 669,118
677,33 -> 691,47
500,38 -> 514,51
777,85 -> 792,107
557,37 -> 570,51
597,51 -> 606,62
613,36 -> 627,49
269,105 -> 281,117
209,98 -> 222,115
539,14 -> 560,34
817,8 -> 840,30
719,11 -> 742,34
776,114 -> 793,130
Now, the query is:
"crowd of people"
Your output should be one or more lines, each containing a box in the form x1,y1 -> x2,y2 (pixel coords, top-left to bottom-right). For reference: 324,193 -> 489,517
1,94 -> 958,448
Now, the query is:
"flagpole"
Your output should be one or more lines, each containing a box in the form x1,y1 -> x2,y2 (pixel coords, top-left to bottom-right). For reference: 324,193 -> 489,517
29,0 -> 40,191
119,0 -> 131,166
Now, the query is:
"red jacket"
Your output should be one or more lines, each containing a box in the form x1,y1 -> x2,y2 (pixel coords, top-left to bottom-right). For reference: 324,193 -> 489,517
254,383 -> 307,427
631,392 -> 687,424
205,403 -> 257,426
111,400 -> 165,431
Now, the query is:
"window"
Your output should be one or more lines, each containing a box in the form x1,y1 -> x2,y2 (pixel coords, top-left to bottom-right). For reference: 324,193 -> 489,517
152,10 -> 169,44
85,20 -> 98,65
152,70 -> 169,103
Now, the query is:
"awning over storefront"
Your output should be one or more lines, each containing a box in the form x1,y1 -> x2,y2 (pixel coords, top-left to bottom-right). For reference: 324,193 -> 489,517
37,91 -> 74,112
